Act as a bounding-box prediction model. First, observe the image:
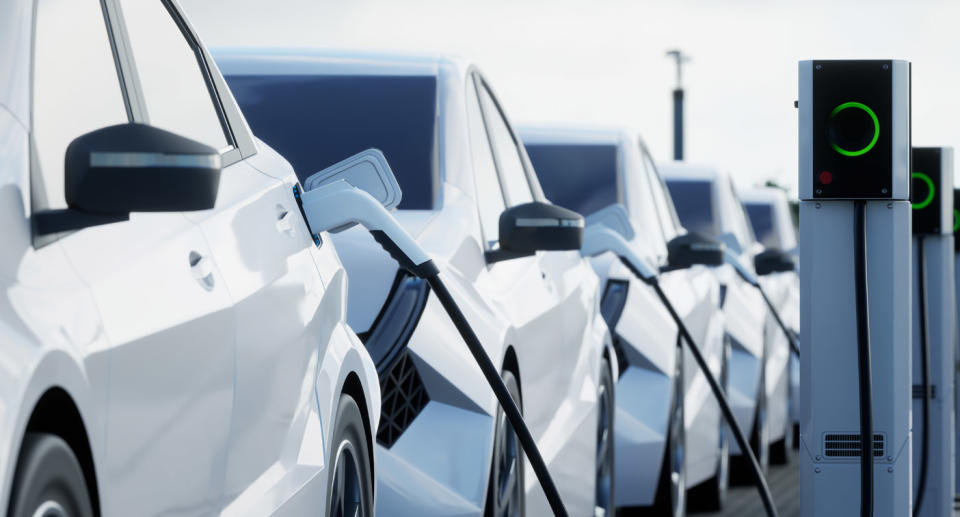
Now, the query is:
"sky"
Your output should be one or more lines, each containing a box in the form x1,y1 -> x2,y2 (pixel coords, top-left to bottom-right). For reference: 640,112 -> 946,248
180,0 -> 960,194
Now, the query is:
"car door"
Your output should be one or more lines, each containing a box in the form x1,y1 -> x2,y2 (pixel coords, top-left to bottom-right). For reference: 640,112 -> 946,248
32,0 -> 236,514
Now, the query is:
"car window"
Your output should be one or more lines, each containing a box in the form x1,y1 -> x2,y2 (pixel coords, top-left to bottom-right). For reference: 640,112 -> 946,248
32,0 -> 129,212
640,147 -> 681,239
524,143 -> 618,216
666,179 -> 718,236
477,86 -> 533,207
227,74 -> 437,210
745,203 -> 777,248
466,79 -> 506,246
118,0 -> 228,150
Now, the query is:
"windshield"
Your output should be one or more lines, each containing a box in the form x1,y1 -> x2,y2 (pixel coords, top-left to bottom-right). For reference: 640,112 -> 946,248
225,74 -> 437,210
665,179 -> 718,236
524,143 -> 618,216
745,203 -> 777,249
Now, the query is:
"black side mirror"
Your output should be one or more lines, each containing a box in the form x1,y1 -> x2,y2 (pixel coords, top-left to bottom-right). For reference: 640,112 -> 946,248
35,123 -> 222,235
666,232 -> 725,269
486,202 -> 584,263
754,248 -> 797,275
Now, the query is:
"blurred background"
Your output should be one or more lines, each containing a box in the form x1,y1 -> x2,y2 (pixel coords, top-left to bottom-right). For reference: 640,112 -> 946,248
181,0 -> 960,195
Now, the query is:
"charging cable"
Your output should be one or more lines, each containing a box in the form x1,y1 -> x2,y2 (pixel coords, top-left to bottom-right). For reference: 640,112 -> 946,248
300,180 -> 570,516
853,200 -> 874,517
582,224 -> 780,517
914,236 -> 931,516
723,251 -> 800,356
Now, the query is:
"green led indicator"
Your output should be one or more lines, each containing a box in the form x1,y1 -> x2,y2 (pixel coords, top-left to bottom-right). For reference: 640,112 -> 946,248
829,102 -> 880,157
912,172 -> 935,210
954,209 -> 959,232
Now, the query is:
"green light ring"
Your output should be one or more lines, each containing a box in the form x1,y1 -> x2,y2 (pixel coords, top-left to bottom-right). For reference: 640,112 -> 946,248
912,172 -> 935,210
953,209 -> 959,232
829,102 -> 880,157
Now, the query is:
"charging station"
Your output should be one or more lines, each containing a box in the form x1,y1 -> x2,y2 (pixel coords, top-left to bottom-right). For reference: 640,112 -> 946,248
910,147 -> 956,517
955,188 -> 960,503
798,59 -> 912,517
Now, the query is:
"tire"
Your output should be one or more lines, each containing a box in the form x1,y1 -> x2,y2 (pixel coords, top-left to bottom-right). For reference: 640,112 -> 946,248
619,347 -> 685,517
326,393 -> 374,517
770,376 -> 793,465
595,357 -> 615,516
687,335 -> 730,512
7,432 -> 94,517
484,370 -> 525,517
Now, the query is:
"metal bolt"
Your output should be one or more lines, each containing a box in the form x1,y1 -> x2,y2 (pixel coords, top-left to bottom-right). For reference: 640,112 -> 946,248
882,188 -> 888,194
888,467 -> 894,473
816,64 -> 823,70
882,63 -> 890,70
887,203 -> 893,209
815,455 -> 822,461
887,456 -> 893,462
816,189 -> 823,195
815,203 -> 822,209
815,467 -> 822,473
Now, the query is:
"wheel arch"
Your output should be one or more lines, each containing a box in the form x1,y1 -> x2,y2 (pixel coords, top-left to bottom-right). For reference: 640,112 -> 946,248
339,371 -> 375,495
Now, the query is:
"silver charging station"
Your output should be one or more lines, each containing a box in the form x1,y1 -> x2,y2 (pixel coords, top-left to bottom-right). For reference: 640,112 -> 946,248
910,147 -> 955,517
798,59 -> 912,517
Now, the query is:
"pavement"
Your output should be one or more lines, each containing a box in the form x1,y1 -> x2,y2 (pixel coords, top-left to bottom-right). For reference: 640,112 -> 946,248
690,450 -> 800,517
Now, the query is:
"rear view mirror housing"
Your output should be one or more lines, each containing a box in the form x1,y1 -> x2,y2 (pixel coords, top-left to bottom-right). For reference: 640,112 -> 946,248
487,202 -> 584,263
754,248 -> 797,276
666,233 -> 725,270
35,123 -> 222,235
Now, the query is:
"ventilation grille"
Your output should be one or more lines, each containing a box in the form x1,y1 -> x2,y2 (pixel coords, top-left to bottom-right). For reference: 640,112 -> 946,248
376,352 -> 430,448
824,433 -> 885,457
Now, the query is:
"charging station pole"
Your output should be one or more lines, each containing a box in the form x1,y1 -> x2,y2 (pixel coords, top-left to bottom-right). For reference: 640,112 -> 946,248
910,147 -> 955,517
954,188 -> 960,504
798,60 -> 912,517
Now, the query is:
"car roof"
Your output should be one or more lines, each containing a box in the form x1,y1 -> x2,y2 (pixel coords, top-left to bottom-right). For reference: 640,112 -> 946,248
212,47 -> 473,80
517,124 -> 632,147
740,186 -> 790,205
658,161 -> 728,184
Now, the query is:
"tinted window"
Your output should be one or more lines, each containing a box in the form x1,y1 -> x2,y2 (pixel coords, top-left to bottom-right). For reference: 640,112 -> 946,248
466,80 -> 506,245
119,0 -> 228,149
33,0 -> 128,211
745,203 -> 777,248
227,74 -> 436,210
525,144 -> 618,216
665,180 -> 718,236
478,87 -> 533,206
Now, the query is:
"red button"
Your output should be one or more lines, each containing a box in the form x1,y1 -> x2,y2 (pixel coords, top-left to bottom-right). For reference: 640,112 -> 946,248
819,171 -> 833,184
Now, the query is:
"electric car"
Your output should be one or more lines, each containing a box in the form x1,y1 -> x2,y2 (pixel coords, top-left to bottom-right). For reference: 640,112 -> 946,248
0,1 -> 383,515
216,49 -> 616,516
741,186 -> 800,454
520,126 -> 729,514
660,163 -> 791,477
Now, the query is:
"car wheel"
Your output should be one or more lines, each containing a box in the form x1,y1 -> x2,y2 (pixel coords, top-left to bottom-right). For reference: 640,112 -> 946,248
732,363 -> 769,483
485,370 -> 525,517
8,432 -> 94,517
595,357 -> 615,517
326,393 -> 374,517
687,335 -> 730,512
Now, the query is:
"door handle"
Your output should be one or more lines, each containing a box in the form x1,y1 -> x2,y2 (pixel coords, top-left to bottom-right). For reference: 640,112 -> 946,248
276,205 -> 294,235
189,251 -> 215,290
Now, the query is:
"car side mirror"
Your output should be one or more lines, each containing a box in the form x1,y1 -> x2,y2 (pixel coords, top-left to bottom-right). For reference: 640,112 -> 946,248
754,248 -> 797,276
666,232 -> 725,270
34,123 -> 221,235
487,202 -> 584,264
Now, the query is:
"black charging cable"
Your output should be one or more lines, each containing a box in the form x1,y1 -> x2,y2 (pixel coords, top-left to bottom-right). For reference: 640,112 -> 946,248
620,257 -> 780,517
853,200 -> 874,517
914,237 -> 931,517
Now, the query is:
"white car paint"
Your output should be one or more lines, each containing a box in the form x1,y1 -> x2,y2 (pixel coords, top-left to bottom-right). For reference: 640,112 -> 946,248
741,187 -> 800,437
519,126 -> 727,508
660,163 -> 791,463
215,49 -> 614,517
0,1 -> 379,515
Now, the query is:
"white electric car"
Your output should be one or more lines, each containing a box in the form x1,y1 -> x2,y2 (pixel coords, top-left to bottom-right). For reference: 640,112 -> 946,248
520,127 -> 729,515
0,1 -> 383,516
661,164 -> 791,478
741,186 -> 800,456
216,49 -> 616,517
